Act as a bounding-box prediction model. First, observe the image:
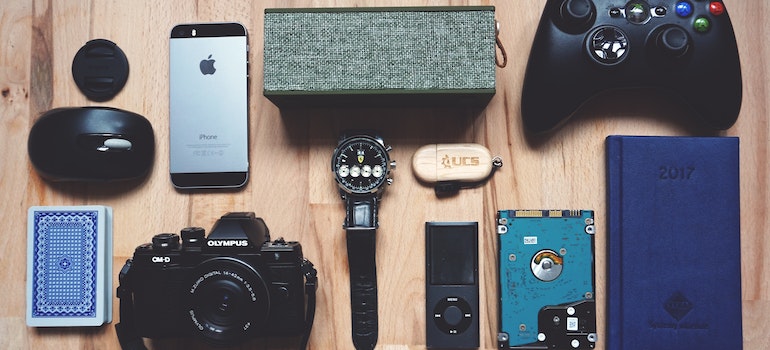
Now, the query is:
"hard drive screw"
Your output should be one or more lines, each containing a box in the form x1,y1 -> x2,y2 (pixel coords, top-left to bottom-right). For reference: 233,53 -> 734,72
553,315 -> 561,325
585,292 -> 594,299
519,324 -> 527,331
560,248 -> 567,255
585,218 -> 594,225
509,254 -> 517,261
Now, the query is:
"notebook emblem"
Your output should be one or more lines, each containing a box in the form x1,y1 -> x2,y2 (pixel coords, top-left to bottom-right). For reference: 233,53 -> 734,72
664,292 -> 693,321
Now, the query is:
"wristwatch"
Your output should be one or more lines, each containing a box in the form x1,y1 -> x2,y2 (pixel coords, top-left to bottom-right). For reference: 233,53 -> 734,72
331,132 -> 395,350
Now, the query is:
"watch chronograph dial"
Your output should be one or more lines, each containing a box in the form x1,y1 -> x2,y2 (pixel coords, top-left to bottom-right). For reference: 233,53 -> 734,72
333,136 -> 391,194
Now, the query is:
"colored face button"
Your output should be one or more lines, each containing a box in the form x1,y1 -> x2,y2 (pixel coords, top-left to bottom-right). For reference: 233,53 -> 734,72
693,17 -> 711,33
675,1 -> 693,17
710,2 -> 725,16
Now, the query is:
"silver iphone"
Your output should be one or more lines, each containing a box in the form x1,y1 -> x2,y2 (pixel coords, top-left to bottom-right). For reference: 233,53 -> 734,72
169,22 -> 249,189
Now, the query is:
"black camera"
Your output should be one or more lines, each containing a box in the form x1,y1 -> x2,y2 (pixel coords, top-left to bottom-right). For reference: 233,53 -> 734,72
116,212 -> 317,347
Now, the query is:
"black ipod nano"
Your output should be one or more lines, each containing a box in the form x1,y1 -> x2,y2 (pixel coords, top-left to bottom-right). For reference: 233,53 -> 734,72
425,222 -> 479,348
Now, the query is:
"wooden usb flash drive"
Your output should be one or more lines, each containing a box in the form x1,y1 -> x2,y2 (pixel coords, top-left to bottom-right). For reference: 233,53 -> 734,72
412,143 -> 500,183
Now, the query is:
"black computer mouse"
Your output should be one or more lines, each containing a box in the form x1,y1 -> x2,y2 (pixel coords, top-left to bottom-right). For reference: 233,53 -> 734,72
28,107 -> 155,181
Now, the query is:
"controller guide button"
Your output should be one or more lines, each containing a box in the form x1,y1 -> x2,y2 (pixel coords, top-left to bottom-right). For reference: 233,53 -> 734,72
625,1 -> 651,24
693,16 -> 712,33
675,1 -> 694,17
709,2 -> 725,16
587,26 -> 630,65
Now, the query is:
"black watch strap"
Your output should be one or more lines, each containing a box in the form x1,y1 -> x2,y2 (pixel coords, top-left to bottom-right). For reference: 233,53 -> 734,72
345,197 -> 379,350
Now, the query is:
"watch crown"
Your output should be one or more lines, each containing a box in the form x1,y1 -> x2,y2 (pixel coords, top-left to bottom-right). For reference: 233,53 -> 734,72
385,145 -> 393,152
387,178 -> 394,185
390,160 -> 397,169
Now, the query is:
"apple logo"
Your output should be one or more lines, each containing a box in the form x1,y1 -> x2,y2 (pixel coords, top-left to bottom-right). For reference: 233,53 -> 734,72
199,54 -> 216,75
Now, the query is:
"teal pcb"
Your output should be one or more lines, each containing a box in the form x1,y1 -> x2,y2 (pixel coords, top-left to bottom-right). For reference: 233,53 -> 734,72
497,210 -> 596,349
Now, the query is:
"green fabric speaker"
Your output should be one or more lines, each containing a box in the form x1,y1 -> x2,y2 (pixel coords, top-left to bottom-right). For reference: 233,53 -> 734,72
263,7 -> 497,107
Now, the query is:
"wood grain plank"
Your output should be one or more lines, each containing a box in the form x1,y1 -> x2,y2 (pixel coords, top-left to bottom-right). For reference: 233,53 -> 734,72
1,0 -> 767,349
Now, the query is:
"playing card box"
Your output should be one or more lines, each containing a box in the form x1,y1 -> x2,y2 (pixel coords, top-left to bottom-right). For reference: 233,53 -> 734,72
26,206 -> 113,327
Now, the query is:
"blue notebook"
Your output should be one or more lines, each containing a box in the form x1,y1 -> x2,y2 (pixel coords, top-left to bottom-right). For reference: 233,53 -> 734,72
606,136 -> 742,350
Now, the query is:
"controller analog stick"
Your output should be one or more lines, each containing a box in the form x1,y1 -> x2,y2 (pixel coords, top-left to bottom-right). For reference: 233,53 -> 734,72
560,0 -> 595,30
657,26 -> 691,57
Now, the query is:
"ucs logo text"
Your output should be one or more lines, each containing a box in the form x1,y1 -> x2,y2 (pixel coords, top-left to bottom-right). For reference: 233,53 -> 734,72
119,212 -> 309,346
441,155 -> 480,168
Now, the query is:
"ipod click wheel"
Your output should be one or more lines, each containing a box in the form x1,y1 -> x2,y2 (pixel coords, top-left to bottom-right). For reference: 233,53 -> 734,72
497,210 -> 597,349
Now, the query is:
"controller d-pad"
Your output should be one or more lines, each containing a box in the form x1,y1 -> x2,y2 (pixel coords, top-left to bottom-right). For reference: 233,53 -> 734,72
586,26 -> 629,65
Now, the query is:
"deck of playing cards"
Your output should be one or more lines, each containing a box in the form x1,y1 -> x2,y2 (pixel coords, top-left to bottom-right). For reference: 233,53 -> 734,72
26,206 -> 113,327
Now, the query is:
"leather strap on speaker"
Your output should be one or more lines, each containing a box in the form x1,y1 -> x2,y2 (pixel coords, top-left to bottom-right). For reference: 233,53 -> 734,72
344,197 -> 379,350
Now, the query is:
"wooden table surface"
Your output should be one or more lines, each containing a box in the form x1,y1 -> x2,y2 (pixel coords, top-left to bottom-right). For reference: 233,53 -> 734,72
1,1 -> 767,349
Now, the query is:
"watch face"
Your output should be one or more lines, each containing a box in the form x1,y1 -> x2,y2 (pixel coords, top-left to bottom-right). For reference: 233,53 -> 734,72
332,136 -> 391,194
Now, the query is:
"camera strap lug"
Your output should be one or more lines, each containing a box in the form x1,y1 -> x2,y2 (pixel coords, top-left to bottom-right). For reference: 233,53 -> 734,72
115,259 -> 149,350
300,258 -> 318,350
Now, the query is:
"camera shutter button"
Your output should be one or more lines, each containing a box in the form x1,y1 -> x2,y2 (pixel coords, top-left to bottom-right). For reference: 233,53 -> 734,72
152,233 -> 180,250
181,227 -> 206,247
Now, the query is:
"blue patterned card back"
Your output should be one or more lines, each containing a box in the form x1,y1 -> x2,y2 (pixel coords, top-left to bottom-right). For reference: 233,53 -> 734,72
31,210 -> 98,318
27,205 -> 112,327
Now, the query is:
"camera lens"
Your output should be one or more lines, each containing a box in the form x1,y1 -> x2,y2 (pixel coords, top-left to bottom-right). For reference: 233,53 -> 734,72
215,291 -> 233,314
203,281 -> 242,324
187,258 -> 270,346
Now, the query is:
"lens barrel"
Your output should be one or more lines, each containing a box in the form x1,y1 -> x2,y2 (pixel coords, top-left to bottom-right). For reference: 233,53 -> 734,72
186,257 -> 270,345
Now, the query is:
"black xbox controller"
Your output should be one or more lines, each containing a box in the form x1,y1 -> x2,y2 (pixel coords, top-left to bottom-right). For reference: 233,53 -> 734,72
521,0 -> 742,133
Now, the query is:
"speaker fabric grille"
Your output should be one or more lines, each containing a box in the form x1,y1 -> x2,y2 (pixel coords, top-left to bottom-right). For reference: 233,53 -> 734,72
264,7 -> 496,94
